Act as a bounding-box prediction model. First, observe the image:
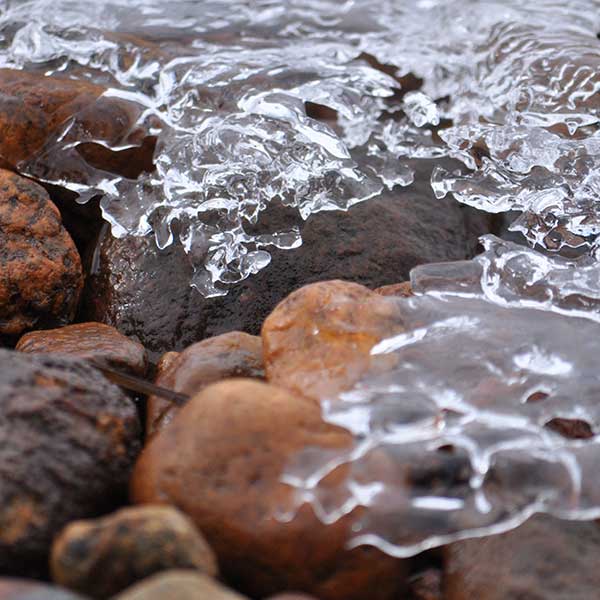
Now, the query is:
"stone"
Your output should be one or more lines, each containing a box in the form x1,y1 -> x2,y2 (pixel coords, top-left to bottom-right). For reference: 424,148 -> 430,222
408,569 -> 442,600
0,350 -> 141,575
0,169 -> 83,342
374,281 -> 413,297
147,332 -> 264,435
50,505 -> 217,599
265,595 -> 320,600
0,69 -> 148,173
444,514 -> 600,600
131,379 -> 407,600
112,571 -> 248,600
262,280 -> 405,401
82,159 -> 491,360
16,322 -> 148,376
0,579 -> 88,600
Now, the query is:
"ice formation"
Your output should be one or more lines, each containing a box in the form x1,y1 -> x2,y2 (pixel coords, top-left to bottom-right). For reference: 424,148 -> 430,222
2,0 -> 600,554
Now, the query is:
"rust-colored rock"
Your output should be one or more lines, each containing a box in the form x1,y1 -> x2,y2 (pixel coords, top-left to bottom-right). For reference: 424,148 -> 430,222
444,514 -> 600,600
147,332 -> 264,435
51,505 -> 217,599
409,569 -> 442,600
375,281 -> 413,298
262,280 -> 405,401
0,350 -> 140,575
113,571 -> 248,600
83,159 -> 491,360
0,579 -> 88,600
0,169 -> 83,341
16,322 -> 148,376
0,69 -> 144,170
131,379 -> 407,600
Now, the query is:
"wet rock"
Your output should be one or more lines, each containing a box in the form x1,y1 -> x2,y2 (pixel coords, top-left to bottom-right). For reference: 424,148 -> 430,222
0,350 -> 140,575
375,281 -> 414,297
16,322 -> 148,376
113,571 -> 248,600
262,280 -> 404,401
444,514 -> 600,600
0,69 -> 146,172
131,379 -> 407,600
0,169 -> 83,342
0,579 -> 89,600
147,332 -> 263,435
408,569 -> 442,600
83,159 -> 491,359
51,505 -> 217,599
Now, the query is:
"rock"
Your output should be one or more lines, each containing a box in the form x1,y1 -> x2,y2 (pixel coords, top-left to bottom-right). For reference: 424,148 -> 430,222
0,579 -> 88,600
131,379 -> 407,600
0,169 -> 83,342
444,514 -> 600,600
0,350 -> 140,575
408,569 -> 442,600
50,505 -> 217,599
113,571 -> 248,600
147,332 -> 264,435
262,280 -> 404,401
265,595 -> 320,600
374,281 -> 413,297
0,69 -> 147,173
82,159 -> 491,359
16,322 -> 148,376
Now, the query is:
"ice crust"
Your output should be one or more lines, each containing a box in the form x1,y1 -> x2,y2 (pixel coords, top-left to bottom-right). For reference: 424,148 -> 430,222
2,0 -> 600,554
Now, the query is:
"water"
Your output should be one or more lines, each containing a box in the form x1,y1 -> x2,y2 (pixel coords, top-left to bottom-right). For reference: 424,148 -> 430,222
1,0 -> 600,555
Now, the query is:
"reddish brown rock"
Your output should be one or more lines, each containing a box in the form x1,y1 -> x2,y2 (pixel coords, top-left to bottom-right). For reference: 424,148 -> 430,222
113,571 -> 248,600
51,505 -> 217,599
16,322 -> 148,376
262,280 -> 404,401
0,579 -> 88,600
0,350 -> 141,575
82,159 -> 491,360
0,169 -> 83,342
147,332 -> 264,435
0,69 -> 146,171
375,281 -> 413,298
408,569 -> 442,600
131,379 -> 407,600
265,595 -> 320,600
444,515 -> 600,600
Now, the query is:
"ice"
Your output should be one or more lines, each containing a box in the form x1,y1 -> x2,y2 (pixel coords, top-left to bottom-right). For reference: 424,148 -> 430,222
2,0 -> 600,555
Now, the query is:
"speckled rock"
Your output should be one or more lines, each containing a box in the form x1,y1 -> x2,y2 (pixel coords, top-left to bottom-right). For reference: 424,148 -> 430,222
51,505 -> 217,599
444,515 -> 600,600
82,159 -> 491,359
0,350 -> 140,575
0,169 -> 83,342
0,579 -> 89,600
262,280 -> 405,401
375,281 -> 413,297
16,322 -> 148,376
147,332 -> 263,435
113,571 -> 248,600
131,379 -> 408,600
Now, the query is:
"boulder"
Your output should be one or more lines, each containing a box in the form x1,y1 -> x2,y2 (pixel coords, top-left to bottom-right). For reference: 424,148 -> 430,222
0,579 -> 88,600
82,159 -> 491,359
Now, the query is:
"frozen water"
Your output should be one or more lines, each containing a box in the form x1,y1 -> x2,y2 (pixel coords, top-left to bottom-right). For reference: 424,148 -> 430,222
2,0 -> 600,554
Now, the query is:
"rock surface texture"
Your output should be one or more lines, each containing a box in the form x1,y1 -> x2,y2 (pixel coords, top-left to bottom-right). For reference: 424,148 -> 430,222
0,579 -> 89,600
16,322 -> 148,376
83,159 -> 491,358
0,169 -> 83,342
0,350 -> 140,575
131,379 -> 407,600
51,505 -> 217,599
147,332 -> 264,435
444,515 -> 600,599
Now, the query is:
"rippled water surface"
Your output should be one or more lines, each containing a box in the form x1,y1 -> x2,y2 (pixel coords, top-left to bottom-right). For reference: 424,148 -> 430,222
2,0 -> 600,555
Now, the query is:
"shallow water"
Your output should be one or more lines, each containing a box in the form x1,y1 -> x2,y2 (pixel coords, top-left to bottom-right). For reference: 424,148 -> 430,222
1,0 -> 600,555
